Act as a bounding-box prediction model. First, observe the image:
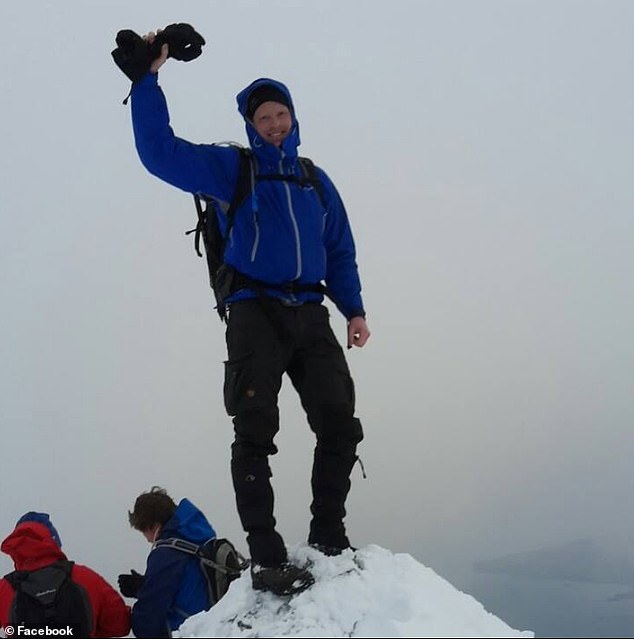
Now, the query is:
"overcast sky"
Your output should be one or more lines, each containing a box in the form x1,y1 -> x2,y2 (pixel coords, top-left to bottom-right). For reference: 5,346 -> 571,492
1,0 -> 633,610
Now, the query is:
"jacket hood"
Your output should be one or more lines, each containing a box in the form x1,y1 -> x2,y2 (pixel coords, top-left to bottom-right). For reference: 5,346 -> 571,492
236,77 -> 301,161
1,522 -> 67,571
15,512 -> 62,548
158,498 -> 216,545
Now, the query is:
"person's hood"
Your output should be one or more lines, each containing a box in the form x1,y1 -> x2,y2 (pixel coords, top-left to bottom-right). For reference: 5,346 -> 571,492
1,522 -> 67,571
236,77 -> 301,162
159,498 -> 217,545
15,512 -> 62,547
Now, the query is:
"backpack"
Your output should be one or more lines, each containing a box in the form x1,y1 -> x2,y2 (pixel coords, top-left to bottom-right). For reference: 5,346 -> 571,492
4,560 -> 93,636
188,146 -> 329,321
154,537 -> 248,605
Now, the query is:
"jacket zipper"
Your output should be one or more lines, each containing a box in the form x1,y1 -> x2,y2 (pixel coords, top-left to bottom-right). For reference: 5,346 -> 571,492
251,211 -> 260,261
249,159 -> 259,261
279,154 -> 302,279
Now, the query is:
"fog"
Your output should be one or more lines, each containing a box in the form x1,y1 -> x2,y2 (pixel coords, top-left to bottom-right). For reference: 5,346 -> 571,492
1,1 -> 633,634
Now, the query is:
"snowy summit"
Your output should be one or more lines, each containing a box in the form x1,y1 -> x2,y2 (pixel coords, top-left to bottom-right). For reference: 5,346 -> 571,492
175,544 -> 534,638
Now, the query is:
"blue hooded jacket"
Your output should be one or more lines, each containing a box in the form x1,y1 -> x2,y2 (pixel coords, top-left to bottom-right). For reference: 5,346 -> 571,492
131,499 -> 217,638
130,74 -> 365,319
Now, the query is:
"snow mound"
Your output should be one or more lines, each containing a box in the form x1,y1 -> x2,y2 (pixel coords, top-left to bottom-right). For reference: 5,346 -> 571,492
175,544 -> 534,638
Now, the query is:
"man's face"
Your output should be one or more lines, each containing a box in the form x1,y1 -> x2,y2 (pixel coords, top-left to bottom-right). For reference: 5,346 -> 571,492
251,101 -> 292,147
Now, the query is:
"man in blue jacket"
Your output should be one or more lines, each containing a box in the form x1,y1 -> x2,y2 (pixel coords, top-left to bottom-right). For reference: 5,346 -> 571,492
118,487 -> 218,637
126,34 -> 370,596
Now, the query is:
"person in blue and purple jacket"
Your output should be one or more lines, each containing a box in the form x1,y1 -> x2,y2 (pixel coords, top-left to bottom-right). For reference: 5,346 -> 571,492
124,32 -> 370,597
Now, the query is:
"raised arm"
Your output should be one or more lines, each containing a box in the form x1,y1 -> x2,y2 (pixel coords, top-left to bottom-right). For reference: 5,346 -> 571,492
128,32 -> 237,201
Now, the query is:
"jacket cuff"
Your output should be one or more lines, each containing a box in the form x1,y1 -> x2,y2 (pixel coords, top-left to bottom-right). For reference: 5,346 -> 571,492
346,308 -> 366,321
133,71 -> 159,87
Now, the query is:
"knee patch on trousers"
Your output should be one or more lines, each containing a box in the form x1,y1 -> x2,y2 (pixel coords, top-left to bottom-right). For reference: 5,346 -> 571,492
232,407 -> 280,458
310,405 -> 364,452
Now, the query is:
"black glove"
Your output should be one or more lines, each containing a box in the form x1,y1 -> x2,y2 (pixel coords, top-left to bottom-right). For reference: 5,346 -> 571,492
111,24 -> 206,83
111,30 -> 154,83
153,23 -> 206,61
118,569 -> 145,598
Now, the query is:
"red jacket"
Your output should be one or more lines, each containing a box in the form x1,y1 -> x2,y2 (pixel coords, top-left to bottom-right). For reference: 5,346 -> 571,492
0,522 -> 130,638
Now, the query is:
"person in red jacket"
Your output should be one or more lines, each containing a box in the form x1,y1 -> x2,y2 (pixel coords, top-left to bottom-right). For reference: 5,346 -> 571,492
0,512 -> 130,638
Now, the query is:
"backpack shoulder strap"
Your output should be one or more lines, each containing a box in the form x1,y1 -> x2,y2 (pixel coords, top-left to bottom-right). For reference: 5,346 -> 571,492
4,570 -> 21,589
58,559 -> 74,576
227,147 -> 255,223
154,537 -> 247,575
192,146 -> 253,247
153,537 -> 219,605
298,156 -> 327,209
153,537 -> 201,556
189,147 -> 254,320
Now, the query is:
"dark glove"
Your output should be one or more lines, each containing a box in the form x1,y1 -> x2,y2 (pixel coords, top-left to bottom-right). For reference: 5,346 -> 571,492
118,569 -> 145,598
153,23 -> 206,61
111,30 -> 155,83
111,24 -> 206,82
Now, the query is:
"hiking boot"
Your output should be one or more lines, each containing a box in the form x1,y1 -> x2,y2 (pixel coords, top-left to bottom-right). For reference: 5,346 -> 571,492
251,562 -> 315,596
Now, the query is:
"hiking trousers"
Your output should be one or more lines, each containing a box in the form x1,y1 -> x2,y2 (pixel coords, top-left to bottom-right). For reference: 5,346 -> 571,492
223,299 -> 364,566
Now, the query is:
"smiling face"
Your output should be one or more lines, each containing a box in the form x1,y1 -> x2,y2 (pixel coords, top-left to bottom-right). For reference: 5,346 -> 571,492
251,101 -> 293,147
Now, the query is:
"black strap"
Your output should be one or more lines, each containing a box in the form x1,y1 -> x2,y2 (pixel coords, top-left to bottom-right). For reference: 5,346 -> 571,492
190,195 -> 206,258
190,146 -> 253,261
255,158 -> 325,207
256,172 -> 316,189
228,149 -> 326,210
226,147 -> 255,231
231,270 -> 327,297
297,156 -> 327,206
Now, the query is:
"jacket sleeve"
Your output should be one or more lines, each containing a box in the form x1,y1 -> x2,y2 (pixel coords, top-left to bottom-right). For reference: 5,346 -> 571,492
71,565 -> 131,638
131,548 -> 187,638
318,168 -> 366,320
130,72 -> 239,201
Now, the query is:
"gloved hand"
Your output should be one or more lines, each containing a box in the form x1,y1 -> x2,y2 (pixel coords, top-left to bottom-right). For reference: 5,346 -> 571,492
111,23 -> 205,82
118,569 -> 145,598
111,30 -> 154,82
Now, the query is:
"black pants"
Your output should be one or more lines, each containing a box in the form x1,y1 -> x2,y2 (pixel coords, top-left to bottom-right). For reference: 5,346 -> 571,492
224,299 -> 364,566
